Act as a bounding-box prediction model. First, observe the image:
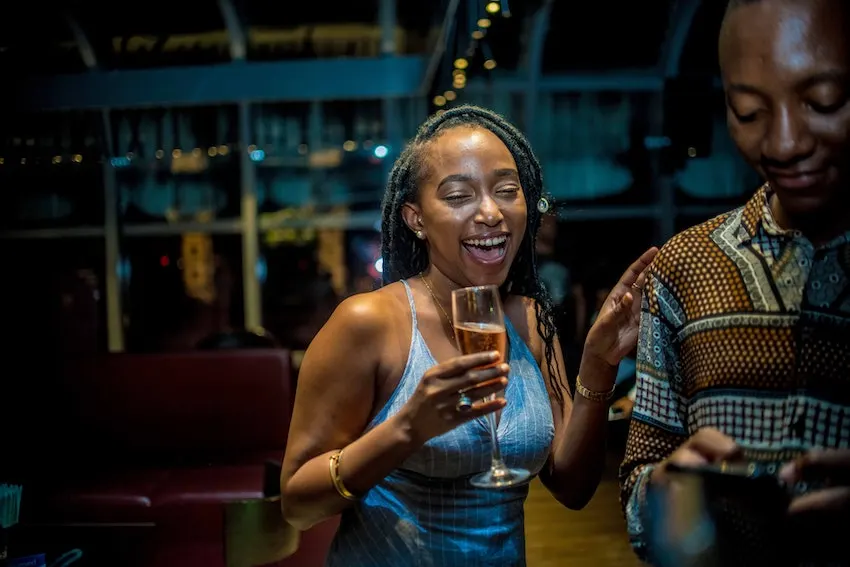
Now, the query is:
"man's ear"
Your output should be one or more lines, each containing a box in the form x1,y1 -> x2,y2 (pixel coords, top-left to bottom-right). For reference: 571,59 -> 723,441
401,203 -> 425,239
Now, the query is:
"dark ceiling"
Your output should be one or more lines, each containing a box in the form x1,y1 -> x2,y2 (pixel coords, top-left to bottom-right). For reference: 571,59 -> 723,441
0,1 -> 726,78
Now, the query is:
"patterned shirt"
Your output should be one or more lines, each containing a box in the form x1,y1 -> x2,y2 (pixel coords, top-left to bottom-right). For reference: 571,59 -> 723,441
620,185 -> 850,564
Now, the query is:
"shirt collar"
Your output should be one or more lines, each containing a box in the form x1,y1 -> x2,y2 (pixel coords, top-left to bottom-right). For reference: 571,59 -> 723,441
736,183 -> 850,249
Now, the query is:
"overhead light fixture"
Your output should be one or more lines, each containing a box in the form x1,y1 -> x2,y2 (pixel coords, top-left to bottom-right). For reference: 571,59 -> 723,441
454,58 -> 468,70
472,30 -> 484,40
433,95 -> 447,107
486,2 -> 500,14
484,59 -> 497,70
444,90 -> 457,101
477,18 -> 491,28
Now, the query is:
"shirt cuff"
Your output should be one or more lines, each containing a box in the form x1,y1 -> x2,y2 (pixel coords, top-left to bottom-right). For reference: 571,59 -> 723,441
625,464 -> 656,558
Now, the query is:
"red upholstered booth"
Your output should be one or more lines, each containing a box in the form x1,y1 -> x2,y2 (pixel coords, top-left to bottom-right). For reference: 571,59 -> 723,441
6,350 -> 338,567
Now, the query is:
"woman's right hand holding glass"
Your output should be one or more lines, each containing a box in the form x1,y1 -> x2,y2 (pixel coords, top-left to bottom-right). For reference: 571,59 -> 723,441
398,350 -> 509,446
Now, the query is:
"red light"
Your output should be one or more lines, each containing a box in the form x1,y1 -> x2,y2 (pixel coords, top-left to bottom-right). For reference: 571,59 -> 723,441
160,255 -> 170,267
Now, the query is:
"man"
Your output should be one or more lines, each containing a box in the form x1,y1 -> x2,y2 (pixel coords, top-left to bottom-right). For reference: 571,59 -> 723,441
620,0 -> 850,564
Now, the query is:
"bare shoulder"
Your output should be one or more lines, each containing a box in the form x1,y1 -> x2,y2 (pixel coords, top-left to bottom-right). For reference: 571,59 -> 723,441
300,282 -> 410,365
321,285 -> 401,338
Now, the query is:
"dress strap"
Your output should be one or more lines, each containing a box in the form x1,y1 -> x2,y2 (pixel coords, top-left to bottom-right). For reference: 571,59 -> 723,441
400,279 -> 418,329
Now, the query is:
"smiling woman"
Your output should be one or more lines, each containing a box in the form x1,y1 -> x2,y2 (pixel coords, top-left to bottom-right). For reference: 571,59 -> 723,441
280,104 -> 657,566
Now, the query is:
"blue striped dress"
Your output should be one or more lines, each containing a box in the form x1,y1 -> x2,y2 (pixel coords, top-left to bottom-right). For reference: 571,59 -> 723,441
325,280 -> 555,567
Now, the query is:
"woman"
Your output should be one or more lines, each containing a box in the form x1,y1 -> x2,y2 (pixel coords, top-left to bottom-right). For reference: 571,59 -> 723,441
281,105 -> 657,566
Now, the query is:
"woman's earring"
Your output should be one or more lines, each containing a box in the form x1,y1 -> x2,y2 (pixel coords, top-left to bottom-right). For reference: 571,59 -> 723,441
537,197 -> 550,214
415,230 -> 425,240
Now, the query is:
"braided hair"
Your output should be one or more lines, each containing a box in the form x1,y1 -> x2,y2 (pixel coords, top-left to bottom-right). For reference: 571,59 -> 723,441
379,105 -> 567,406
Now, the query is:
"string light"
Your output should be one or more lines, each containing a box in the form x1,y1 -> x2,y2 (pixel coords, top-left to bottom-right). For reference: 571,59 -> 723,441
444,90 -> 457,101
453,58 -> 468,70
485,2 -> 500,14
433,95 -> 447,107
481,40 -> 497,71
477,18 -> 491,28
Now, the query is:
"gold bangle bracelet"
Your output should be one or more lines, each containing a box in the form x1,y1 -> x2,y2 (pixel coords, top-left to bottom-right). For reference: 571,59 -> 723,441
329,449 -> 359,501
575,374 -> 615,403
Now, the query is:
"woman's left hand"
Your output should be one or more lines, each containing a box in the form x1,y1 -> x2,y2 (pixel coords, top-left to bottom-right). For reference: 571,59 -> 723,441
584,247 -> 658,367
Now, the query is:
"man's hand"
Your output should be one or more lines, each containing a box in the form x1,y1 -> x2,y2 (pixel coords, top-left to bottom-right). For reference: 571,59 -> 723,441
650,427 -> 743,486
780,449 -> 850,515
779,449 -> 850,561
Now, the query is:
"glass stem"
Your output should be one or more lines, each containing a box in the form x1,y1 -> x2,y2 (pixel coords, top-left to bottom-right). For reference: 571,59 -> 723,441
486,400 -> 505,470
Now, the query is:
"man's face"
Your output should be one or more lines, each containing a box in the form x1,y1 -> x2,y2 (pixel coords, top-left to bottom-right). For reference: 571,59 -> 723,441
720,0 -> 850,221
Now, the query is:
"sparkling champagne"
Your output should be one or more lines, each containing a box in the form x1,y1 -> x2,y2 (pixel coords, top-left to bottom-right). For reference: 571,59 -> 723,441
454,322 -> 507,394
454,322 -> 507,363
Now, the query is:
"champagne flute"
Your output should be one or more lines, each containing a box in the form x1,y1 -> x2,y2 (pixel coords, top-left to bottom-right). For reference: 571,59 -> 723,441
451,285 -> 531,488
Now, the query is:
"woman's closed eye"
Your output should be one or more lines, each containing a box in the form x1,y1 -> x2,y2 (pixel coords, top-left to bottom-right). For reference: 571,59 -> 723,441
496,186 -> 520,196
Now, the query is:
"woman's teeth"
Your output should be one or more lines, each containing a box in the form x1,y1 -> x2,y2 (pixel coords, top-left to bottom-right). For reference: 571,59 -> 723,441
463,235 -> 508,248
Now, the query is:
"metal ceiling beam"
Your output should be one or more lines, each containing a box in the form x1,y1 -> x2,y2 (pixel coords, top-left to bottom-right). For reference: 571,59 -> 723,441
523,0 -> 553,139
464,69 -> 665,93
6,56 -> 427,111
419,0 -> 461,95
217,0 -> 247,61
659,0 -> 702,77
65,12 -> 98,70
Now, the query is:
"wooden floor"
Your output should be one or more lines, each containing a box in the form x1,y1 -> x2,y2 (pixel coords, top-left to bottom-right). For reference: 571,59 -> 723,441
525,451 -> 642,567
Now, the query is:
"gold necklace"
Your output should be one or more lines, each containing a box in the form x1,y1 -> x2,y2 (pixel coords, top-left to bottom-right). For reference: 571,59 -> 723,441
419,273 -> 456,341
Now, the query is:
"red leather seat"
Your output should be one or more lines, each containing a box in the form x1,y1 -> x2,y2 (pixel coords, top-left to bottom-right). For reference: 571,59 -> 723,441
47,470 -> 169,524
9,350 -> 337,567
153,465 -> 267,508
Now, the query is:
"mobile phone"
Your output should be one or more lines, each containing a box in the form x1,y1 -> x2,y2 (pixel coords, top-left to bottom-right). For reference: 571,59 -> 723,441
654,462 -> 795,565
665,461 -> 792,510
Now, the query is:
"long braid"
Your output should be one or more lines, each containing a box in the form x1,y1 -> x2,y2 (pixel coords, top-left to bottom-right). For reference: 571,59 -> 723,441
380,105 -> 568,406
